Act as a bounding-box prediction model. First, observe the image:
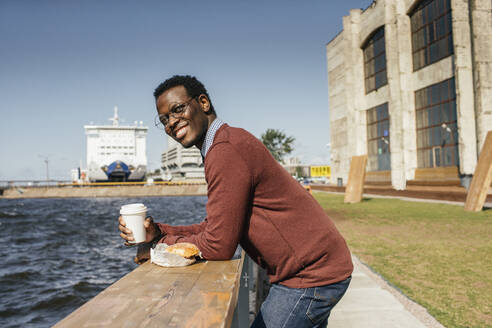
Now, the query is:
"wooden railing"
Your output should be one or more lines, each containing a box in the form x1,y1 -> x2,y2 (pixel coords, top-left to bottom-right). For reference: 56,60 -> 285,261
54,253 -> 251,328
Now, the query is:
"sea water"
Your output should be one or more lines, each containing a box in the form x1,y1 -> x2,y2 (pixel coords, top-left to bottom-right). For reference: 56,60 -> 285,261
0,196 -> 206,328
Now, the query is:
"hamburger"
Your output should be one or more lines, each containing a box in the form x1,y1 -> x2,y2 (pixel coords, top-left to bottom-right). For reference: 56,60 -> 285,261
164,242 -> 200,259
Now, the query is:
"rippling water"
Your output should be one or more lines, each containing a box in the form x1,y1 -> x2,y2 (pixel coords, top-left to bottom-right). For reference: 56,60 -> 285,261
0,196 -> 206,328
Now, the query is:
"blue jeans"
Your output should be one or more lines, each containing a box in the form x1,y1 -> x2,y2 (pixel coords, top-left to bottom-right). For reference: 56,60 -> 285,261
251,276 -> 351,328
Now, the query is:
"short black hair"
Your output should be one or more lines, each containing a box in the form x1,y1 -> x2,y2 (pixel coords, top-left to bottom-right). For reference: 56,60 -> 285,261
153,75 -> 215,113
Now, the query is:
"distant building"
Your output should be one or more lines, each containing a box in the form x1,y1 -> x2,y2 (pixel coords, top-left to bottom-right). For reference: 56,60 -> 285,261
310,165 -> 331,179
84,107 -> 148,182
161,137 -> 204,180
326,0 -> 491,189
282,157 -> 309,177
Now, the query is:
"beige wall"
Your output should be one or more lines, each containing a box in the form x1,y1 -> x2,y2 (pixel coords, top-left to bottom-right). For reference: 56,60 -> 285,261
326,32 -> 349,182
470,0 -> 492,155
450,0 -> 478,174
326,0 -> 490,188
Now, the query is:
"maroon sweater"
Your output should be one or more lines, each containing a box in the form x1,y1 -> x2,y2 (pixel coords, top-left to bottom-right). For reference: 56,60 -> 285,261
157,124 -> 353,288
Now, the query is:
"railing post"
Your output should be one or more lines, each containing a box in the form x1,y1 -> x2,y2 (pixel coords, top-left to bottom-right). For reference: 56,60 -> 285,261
232,253 -> 250,328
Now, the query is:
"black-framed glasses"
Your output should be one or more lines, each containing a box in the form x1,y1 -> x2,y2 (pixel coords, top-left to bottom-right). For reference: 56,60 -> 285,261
154,97 -> 196,130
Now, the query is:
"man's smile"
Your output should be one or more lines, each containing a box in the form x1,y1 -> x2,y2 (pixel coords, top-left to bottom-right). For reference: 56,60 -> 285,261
174,123 -> 188,139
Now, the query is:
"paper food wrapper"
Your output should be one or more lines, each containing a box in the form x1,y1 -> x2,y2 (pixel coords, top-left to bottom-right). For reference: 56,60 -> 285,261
150,243 -> 197,267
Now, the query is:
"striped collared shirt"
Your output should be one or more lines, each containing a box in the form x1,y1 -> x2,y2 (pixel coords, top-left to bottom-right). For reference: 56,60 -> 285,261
201,118 -> 225,158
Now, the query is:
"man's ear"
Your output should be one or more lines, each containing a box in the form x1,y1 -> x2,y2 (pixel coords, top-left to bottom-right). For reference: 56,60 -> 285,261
197,94 -> 211,113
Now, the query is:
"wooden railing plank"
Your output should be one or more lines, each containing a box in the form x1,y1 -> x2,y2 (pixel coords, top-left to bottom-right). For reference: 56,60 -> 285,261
140,261 -> 239,327
113,273 -> 200,327
53,262 -> 156,327
140,275 -> 201,328
166,257 -> 244,328
54,257 -> 243,328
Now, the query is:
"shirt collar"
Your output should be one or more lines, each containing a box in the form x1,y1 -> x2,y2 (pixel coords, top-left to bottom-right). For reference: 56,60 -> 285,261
201,118 -> 225,158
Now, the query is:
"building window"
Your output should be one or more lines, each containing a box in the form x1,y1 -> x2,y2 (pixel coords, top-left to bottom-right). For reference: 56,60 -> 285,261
367,103 -> 391,171
415,78 -> 458,168
363,27 -> 387,93
410,0 -> 453,71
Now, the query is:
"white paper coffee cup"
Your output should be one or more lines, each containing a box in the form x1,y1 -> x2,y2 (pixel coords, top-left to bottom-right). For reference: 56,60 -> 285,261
120,203 -> 147,244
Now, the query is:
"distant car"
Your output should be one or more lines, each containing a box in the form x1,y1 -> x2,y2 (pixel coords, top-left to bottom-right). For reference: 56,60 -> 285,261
311,177 -> 328,184
294,178 -> 312,194
161,173 -> 173,181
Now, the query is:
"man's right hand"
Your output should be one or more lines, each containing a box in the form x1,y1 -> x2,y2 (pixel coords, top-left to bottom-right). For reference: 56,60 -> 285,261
134,243 -> 151,264
118,216 -> 161,246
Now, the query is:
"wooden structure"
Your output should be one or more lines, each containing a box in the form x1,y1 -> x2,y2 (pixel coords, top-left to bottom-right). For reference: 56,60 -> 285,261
365,170 -> 391,185
54,256 -> 245,328
365,167 -> 463,186
344,155 -> 368,203
412,166 -> 461,185
465,131 -> 492,212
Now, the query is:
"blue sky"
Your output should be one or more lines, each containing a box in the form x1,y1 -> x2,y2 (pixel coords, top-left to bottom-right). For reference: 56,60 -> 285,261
0,0 -> 372,180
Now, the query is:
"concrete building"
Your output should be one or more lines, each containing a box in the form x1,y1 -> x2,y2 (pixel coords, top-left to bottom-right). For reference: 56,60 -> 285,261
282,157 -> 311,177
326,0 -> 491,189
161,137 -> 205,180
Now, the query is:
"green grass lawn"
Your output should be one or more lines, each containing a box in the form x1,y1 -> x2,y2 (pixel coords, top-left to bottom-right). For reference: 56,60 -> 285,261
313,192 -> 492,328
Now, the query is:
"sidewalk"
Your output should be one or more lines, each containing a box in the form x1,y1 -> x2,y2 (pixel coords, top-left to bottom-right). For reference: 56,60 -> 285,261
329,256 -> 445,328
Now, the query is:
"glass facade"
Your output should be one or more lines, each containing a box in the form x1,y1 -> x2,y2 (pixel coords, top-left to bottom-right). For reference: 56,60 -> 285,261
367,103 -> 391,171
415,78 -> 458,168
410,0 -> 453,71
363,27 -> 387,93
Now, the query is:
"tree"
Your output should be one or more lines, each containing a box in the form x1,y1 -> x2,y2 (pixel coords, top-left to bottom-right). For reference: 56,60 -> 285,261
260,129 -> 295,163
295,166 -> 304,178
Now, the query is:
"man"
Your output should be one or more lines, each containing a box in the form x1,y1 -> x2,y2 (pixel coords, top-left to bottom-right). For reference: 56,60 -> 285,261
119,75 -> 353,327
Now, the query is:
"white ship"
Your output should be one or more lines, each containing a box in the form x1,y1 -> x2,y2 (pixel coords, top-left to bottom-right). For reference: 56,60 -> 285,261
84,107 -> 148,182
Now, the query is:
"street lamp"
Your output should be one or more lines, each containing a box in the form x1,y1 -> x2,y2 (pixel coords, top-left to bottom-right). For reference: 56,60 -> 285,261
44,158 -> 49,182
38,155 -> 50,182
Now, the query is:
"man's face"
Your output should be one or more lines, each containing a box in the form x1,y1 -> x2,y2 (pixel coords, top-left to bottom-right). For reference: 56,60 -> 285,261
156,85 -> 211,148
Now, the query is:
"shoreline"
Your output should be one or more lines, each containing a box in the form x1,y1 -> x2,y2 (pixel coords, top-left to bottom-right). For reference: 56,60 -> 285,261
0,184 -> 207,199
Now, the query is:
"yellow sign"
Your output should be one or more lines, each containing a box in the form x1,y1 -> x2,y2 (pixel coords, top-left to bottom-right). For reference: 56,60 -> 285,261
310,166 -> 331,177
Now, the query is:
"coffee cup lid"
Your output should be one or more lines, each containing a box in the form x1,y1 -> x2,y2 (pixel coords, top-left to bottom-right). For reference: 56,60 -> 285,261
120,203 -> 147,215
